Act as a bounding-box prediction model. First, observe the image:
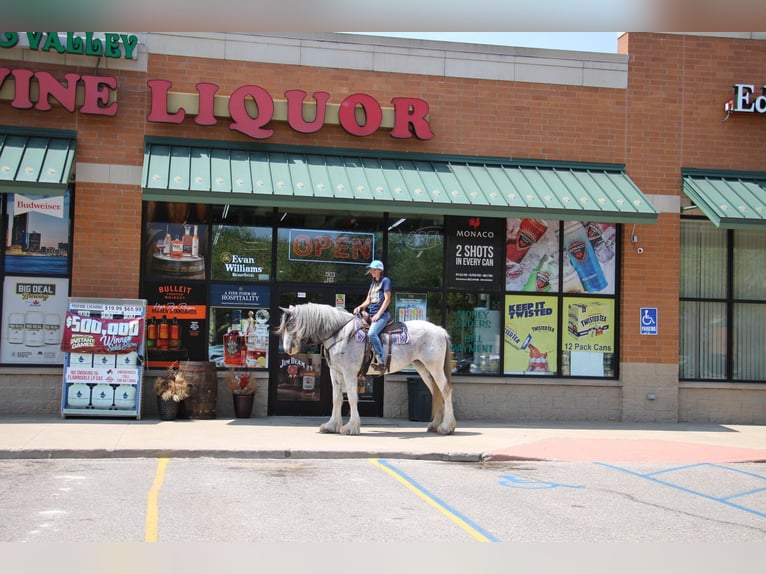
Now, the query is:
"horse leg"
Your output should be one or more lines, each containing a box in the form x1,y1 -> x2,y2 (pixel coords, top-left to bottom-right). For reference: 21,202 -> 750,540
412,361 -> 444,432
434,379 -> 456,435
319,371 -> 344,434
341,370 -> 362,435
413,355 -> 456,435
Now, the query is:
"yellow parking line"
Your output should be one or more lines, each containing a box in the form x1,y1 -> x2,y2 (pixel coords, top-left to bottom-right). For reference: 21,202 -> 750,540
145,457 -> 169,542
369,458 -> 498,542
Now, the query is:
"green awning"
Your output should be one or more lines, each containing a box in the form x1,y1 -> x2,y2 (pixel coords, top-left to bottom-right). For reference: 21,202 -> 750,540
683,176 -> 766,229
143,143 -> 658,224
0,130 -> 76,195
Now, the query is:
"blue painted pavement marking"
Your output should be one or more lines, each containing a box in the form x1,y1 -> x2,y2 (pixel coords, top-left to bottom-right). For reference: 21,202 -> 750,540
498,473 -> 584,490
596,462 -> 766,520
373,458 -> 501,542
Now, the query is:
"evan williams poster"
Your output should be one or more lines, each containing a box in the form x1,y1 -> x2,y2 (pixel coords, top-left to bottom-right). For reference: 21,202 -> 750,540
143,282 -> 207,368
446,216 -> 504,290
503,294 -> 558,375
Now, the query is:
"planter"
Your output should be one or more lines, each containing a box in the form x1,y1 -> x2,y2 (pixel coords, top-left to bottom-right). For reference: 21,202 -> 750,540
157,397 -> 180,420
233,393 -> 254,418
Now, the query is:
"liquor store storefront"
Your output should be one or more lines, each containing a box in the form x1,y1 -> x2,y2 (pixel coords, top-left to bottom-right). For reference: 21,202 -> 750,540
1,32 -> 765,422
140,140 -> 655,417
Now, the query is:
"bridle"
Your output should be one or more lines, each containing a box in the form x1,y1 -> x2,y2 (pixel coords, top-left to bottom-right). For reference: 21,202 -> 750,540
314,316 -> 356,367
282,311 -> 355,367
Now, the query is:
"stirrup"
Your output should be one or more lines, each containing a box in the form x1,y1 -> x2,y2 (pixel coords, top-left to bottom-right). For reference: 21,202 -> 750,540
370,359 -> 386,373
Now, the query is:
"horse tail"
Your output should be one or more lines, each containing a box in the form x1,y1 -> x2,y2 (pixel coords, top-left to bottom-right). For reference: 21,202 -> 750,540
442,330 -> 453,391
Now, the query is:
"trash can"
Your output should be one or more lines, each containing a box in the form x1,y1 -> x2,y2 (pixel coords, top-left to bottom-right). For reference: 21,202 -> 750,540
407,376 -> 432,422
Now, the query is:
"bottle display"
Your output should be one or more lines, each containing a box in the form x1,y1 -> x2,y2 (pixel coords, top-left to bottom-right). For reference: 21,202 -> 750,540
523,255 -> 552,292
23,311 -> 44,347
163,226 -> 172,255
245,329 -> 268,368
43,314 -> 61,345
506,218 -> 548,279
301,359 -> 316,399
563,221 -> 607,293
157,315 -> 169,349
182,224 -> 193,256
169,317 -> 181,350
170,236 -> 183,258
146,317 -> 157,349
191,225 -> 200,257
7,312 -> 24,344
224,310 -> 245,367
562,256 -> 585,293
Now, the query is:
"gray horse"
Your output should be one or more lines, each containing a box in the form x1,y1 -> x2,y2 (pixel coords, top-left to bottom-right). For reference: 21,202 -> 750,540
277,303 -> 456,435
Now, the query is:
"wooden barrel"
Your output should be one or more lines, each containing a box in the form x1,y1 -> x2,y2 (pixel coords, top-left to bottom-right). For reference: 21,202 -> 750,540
152,254 -> 205,279
180,361 -> 218,419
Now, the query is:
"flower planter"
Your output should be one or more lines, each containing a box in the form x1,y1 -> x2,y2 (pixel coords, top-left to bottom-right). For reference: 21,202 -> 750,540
233,393 -> 254,418
157,397 -> 180,420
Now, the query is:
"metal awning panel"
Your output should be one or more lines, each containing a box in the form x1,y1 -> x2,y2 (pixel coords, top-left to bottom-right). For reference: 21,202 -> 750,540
142,143 -> 658,223
683,177 -> 766,229
0,132 -> 76,194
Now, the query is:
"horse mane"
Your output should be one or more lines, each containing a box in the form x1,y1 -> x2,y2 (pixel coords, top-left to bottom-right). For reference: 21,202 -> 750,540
288,303 -> 353,343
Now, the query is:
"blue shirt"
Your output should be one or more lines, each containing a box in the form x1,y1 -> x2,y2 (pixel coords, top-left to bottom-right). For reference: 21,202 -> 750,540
367,276 -> 392,316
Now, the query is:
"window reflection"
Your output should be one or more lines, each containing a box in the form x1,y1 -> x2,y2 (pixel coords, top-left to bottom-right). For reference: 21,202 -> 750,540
446,292 -> 502,375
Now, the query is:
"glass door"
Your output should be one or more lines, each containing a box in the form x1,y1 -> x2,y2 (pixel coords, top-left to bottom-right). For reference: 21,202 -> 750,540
269,286 -> 383,417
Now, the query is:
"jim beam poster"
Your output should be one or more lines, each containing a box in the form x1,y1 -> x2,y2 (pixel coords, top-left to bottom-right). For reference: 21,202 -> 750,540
446,216 -> 504,290
1,276 -> 69,364
503,294 -> 558,375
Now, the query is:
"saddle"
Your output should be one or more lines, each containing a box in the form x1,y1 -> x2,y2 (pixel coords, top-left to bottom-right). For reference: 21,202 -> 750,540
355,312 -> 405,377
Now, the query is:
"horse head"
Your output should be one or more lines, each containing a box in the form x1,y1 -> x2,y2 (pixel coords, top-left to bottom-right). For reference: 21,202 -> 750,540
277,305 -> 301,355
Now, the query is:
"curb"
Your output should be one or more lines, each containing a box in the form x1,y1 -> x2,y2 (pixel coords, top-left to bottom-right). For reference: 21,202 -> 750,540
0,449 -> 485,462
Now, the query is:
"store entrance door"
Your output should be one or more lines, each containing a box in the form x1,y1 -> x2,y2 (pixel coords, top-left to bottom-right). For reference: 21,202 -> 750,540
269,286 -> 384,417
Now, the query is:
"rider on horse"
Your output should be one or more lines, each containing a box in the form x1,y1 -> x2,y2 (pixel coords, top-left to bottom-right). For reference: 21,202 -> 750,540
353,260 -> 392,373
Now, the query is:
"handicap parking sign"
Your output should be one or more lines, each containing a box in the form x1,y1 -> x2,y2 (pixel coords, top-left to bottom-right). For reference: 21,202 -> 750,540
640,308 -> 658,335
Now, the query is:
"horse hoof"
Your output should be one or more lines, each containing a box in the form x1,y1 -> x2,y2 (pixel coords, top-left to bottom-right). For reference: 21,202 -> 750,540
340,424 -> 361,435
320,424 -> 339,434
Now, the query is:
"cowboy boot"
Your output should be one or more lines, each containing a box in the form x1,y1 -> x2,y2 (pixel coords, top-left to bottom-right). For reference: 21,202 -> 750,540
370,356 -> 386,373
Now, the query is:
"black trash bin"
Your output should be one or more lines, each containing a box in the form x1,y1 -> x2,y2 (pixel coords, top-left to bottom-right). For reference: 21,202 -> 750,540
407,376 -> 432,422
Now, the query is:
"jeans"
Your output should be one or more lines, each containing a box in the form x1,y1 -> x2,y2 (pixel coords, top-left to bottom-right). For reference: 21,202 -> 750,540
368,310 -> 390,361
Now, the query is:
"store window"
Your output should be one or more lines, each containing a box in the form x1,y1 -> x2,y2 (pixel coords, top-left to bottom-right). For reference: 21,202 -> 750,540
276,210 -> 383,285
503,219 -> 618,378
139,203 -> 623,380
388,215 -> 444,289
141,202 -> 274,369
0,190 -> 72,365
446,292 -> 503,375
680,221 -> 766,381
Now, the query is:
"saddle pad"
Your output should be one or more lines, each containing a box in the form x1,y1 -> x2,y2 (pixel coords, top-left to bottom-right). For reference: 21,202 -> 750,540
353,320 -> 410,345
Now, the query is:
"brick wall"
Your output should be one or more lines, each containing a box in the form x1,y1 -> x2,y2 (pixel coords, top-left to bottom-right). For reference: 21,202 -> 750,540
3,34 -> 766,422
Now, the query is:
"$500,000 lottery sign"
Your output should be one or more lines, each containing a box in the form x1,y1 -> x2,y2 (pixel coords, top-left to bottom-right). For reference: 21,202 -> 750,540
60,312 -> 144,354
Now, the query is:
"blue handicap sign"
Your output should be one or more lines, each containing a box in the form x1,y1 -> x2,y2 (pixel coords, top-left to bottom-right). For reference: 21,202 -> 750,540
640,308 -> 658,335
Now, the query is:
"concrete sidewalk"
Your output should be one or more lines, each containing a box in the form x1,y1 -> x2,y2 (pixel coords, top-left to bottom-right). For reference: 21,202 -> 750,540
1,416 -> 766,463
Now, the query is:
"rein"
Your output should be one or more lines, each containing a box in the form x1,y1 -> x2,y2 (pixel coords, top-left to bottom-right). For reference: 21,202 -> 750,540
313,316 -> 355,367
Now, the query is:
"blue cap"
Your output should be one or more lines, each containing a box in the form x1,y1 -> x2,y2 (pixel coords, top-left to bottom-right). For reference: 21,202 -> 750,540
366,260 -> 384,271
